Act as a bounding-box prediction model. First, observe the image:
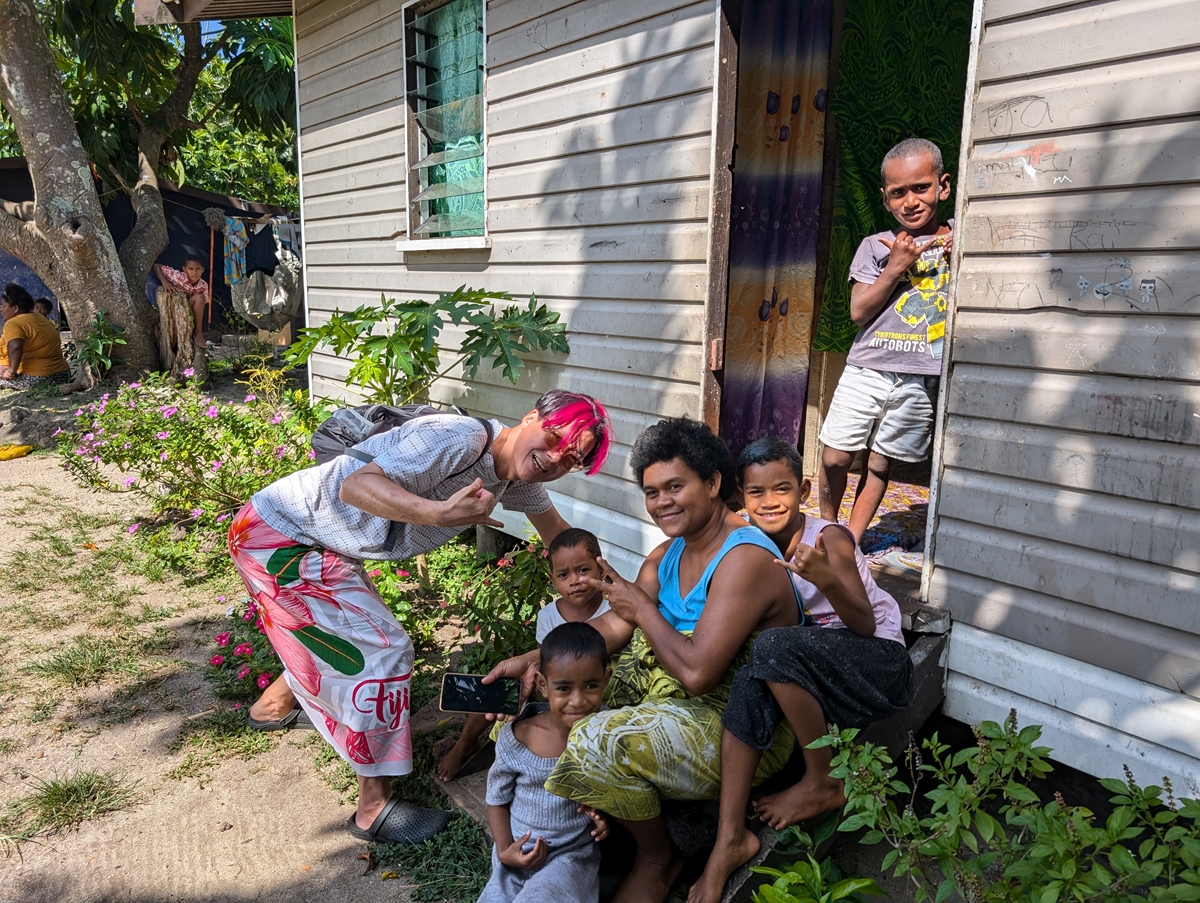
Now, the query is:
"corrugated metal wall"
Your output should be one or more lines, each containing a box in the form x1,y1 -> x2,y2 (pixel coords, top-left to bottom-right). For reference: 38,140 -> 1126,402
294,0 -> 720,576
931,0 -> 1200,794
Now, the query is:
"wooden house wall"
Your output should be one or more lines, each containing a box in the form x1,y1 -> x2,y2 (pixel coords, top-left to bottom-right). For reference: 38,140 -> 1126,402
930,0 -> 1200,795
293,0 -> 720,576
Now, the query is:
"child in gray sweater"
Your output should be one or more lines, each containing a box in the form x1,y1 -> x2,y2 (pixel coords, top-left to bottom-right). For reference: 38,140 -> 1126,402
478,623 -> 611,903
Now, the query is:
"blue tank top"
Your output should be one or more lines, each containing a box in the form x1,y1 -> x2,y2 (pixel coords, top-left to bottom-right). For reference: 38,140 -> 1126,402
656,526 -> 803,631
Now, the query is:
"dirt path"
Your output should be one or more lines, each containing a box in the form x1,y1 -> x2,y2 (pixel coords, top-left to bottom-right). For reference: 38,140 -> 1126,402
0,453 -> 406,903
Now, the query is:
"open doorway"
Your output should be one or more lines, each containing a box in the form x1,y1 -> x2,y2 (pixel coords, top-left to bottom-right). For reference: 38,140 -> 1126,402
717,0 -> 973,588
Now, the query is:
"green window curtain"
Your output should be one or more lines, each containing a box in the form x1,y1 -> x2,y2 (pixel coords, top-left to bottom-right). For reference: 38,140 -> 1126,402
408,0 -> 484,237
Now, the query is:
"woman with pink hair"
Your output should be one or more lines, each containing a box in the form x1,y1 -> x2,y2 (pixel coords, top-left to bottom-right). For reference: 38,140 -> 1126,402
228,390 -> 611,845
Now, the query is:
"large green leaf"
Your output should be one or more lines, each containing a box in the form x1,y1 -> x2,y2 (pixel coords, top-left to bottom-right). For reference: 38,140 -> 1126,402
293,625 -> 365,675
266,544 -> 316,586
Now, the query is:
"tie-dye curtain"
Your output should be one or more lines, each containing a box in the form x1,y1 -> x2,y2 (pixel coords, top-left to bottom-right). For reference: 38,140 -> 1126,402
719,0 -> 831,456
811,0 -> 972,352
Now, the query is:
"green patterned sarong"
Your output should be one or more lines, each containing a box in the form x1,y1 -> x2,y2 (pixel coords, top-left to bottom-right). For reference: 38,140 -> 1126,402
545,629 -> 794,821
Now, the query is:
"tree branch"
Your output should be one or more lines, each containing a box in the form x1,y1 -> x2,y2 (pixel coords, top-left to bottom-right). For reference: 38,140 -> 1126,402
118,151 -> 168,323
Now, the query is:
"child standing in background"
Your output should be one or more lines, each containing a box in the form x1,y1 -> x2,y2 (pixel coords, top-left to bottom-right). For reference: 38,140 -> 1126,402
818,137 -> 953,542
478,622 -> 611,903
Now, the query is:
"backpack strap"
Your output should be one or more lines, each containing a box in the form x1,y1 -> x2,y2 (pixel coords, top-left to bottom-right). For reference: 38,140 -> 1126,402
375,417 -> 494,553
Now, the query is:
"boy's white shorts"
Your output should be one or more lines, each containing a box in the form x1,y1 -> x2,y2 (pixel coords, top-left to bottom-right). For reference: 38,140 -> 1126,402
818,365 -> 939,462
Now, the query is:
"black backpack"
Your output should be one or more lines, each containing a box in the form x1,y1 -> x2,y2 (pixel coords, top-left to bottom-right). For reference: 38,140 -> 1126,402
311,403 -> 494,553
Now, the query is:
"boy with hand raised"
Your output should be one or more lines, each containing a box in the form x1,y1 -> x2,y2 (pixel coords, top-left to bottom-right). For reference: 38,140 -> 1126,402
818,137 -> 953,541
688,438 -> 913,903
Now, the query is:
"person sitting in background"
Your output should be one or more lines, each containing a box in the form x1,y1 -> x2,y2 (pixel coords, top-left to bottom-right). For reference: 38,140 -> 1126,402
33,298 -> 55,325
478,622 -> 611,903
438,527 -> 612,782
0,283 -> 70,390
154,255 -> 210,348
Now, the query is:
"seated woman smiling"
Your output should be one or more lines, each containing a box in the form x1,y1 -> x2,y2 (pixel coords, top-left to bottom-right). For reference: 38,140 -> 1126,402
489,418 -> 802,903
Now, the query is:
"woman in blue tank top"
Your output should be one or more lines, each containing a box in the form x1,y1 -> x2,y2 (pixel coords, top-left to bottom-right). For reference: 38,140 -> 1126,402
492,418 -> 804,902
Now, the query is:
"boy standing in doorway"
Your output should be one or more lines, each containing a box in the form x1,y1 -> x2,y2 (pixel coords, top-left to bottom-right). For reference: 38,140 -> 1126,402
154,256 -> 210,349
818,138 -> 952,542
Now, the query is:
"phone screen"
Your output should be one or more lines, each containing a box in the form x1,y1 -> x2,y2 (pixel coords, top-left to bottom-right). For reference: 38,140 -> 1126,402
439,673 -> 521,716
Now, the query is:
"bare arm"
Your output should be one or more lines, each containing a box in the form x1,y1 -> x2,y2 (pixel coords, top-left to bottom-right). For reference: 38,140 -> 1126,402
339,463 -> 503,528
595,544 -> 796,696
848,232 -> 924,326
527,506 -> 570,545
781,527 -> 875,637
2,338 -> 22,377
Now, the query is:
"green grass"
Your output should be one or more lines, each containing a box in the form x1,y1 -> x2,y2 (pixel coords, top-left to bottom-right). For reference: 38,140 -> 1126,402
27,635 -> 142,686
3,769 -> 137,835
166,708 -> 276,780
0,738 -> 19,755
29,700 -> 58,724
375,812 -> 491,903
309,735 -> 359,804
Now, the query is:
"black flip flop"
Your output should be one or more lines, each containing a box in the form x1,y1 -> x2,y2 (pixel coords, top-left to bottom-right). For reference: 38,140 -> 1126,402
247,705 -> 316,732
346,796 -> 451,845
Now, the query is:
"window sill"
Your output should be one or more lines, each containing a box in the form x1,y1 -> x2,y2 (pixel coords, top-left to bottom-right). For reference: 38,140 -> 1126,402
396,236 -> 491,257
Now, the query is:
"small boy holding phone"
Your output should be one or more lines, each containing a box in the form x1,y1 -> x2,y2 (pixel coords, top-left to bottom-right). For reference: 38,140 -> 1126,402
477,622 -> 611,903
438,528 -> 611,780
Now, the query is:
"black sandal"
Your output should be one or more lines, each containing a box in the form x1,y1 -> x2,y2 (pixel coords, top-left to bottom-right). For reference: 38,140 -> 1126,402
346,796 -> 450,845
247,705 -> 316,732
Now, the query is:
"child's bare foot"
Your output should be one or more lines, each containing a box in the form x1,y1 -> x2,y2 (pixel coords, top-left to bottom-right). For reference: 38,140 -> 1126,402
688,826 -> 759,903
613,851 -> 683,903
754,775 -> 846,830
436,736 -> 474,782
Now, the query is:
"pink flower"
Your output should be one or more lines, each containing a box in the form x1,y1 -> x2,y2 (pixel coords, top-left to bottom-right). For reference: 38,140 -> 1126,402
233,702 -> 242,709
254,617 -> 264,630
496,558 -> 511,568
217,596 -> 226,602
128,523 -> 140,534
183,367 -> 194,378
214,631 -> 231,647
211,461 -> 223,471
271,411 -> 283,424
307,450 -> 315,460
123,476 -> 136,487
209,655 -> 224,666
74,409 -> 83,416
156,431 -> 169,440
235,642 -> 254,656
191,508 -> 203,518
244,394 -> 257,403
159,451 -> 168,461
541,550 -> 549,558
256,673 -> 272,689
368,569 -> 382,578
160,405 -> 178,418
439,600 -> 448,610
237,665 -> 251,679
217,514 -> 230,522
205,406 -> 218,418
52,428 -> 63,438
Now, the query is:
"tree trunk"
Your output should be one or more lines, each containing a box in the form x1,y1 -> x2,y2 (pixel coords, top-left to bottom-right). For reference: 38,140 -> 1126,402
0,0 -> 160,371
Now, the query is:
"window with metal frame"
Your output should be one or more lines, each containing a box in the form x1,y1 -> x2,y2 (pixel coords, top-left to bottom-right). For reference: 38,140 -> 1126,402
404,0 -> 484,239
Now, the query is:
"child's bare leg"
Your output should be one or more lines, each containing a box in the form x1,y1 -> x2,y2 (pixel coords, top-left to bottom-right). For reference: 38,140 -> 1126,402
249,675 -> 297,721
819,446 -> 854,523
754,681 -> 845,829
437,712 -> 489,781
847,451 -> 891,541
612,814 -> 682,903
189,294 -> 206,346
688,730 -> 763,903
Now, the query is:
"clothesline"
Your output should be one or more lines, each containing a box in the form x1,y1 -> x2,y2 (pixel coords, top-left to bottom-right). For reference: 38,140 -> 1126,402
162,196 -> 297,224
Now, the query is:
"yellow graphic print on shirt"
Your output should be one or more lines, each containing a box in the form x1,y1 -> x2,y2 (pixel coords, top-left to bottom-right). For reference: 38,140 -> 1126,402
893,244 -> 949,359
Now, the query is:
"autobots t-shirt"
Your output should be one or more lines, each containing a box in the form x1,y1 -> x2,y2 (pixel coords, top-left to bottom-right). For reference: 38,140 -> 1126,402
845,222 -> 952,376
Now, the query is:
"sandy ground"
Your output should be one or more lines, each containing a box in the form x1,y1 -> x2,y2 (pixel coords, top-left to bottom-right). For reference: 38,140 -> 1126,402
0,452 -> 408,903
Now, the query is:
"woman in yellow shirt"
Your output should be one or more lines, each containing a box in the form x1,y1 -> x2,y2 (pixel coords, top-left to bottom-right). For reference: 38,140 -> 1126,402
0,284 -> 70,390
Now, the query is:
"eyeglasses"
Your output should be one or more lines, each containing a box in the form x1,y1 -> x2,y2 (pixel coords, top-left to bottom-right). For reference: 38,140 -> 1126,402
545,429 -> 588,473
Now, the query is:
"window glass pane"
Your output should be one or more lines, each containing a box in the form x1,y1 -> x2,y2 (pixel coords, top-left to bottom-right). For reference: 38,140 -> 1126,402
407,0 -> 484,238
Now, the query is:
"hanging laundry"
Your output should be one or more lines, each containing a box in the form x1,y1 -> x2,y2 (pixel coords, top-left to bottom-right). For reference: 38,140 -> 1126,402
223,216 -> 249,286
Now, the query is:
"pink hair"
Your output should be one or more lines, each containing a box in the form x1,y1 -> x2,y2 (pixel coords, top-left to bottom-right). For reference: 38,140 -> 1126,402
535,391 -> 613,476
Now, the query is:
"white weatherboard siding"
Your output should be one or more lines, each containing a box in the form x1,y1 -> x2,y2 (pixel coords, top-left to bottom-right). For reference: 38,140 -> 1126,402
930,0 -> 1200,783
294,0 -> 720,576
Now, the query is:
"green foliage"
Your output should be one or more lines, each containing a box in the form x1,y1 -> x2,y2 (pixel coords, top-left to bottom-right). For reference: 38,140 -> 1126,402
286,286 -> 570,406
2,769 -> 137,835
456,540 -> 552,672
752,853 -> 886,903
59,373 -> 318,524
813,713 -> 1200,902
71,310 -> 127,378
27,635 -> 141,686
375,811 -> 492,901
365,562 -> 440,650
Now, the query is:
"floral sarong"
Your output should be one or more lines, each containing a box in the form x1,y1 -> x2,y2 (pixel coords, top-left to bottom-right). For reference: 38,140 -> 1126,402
545,629 -> 794,821
228,501 -> 414,776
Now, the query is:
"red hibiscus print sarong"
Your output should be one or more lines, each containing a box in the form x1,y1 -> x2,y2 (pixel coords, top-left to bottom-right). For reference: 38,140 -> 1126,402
228,502 -> 413,776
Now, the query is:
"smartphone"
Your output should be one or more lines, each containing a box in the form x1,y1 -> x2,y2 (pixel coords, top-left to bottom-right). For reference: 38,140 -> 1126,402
439,672 -> 521,716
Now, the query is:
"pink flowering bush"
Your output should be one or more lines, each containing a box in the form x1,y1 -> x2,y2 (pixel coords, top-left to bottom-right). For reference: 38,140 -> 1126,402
365,559 -> 440,650
205,596 -> 280,701
456,540 -> 552,672
59,372 -> 323,530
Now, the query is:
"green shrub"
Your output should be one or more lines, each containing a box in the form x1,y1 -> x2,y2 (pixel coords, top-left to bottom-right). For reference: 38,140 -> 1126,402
205,596 -> 279,700
456,540 -> 553,672
766,714 -> 1200,903
59,372 -> 319,523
